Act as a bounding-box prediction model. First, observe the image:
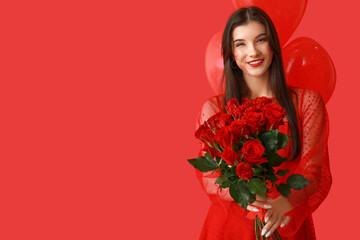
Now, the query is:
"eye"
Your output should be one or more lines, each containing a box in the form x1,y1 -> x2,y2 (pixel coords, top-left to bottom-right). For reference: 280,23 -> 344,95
258,38 -> 267,43
235,43 -> 245,47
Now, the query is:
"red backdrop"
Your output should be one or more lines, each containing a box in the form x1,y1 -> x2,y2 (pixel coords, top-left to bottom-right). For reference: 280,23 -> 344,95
0,0 -> 357,239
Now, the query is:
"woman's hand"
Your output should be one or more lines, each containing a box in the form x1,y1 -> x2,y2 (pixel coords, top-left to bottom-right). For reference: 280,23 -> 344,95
247,194 -> 273,212
261,195 -> 293,238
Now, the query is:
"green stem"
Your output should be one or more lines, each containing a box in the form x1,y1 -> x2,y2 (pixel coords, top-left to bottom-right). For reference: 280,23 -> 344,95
274,229 -> 282,240
255,216 -> 259,240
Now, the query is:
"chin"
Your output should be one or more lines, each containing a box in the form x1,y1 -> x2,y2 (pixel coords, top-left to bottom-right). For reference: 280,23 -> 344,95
244,71 -> 267,78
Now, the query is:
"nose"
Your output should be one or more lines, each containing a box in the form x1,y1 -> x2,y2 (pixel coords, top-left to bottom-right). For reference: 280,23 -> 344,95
248,43 -> 259,57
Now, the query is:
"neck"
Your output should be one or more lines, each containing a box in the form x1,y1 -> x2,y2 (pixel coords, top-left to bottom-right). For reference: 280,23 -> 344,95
243,70 -> 274,99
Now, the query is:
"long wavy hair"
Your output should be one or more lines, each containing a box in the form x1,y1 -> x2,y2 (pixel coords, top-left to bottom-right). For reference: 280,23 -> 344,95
219,6 -> 301,160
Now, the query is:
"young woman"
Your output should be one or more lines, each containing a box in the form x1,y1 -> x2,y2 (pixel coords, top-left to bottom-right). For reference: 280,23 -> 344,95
196,6 -> 332,240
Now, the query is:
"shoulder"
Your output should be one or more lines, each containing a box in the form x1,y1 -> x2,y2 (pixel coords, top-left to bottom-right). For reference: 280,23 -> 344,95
200,94 -> 224,112
289,87 -> 326,120
198,95 -> 224,123
289,86 -> 323,101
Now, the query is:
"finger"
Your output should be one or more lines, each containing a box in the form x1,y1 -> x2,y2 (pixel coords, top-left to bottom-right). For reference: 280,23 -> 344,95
256,194 -> 267,202
264,209 -> 272,223
261,212 -> 278,237
250,199 -> 272,209
249,201 -> 269,210
280,216 -> 291,228
266,217 -> 283,238
249,200 -> 262,208
246,204 -> 259,212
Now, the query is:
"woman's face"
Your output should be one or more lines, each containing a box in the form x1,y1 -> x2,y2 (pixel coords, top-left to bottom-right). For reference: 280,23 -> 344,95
232,21 -> 273,79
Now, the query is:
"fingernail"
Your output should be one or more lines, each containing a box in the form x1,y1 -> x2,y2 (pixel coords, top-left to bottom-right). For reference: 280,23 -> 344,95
280,223 -> 285,228
261,228 -> 267,236
265,231 -> 272,238
265,217 -> 269,223
263,204 -> 272,209
253,208 -> 259,212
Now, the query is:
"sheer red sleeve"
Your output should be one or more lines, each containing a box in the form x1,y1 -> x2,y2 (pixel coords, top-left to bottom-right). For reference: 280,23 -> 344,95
194,96 -> 234,203
279,88 -> 332,237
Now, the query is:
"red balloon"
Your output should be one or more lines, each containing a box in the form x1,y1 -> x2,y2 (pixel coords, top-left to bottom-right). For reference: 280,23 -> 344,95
205,32 -> 225,95
233,0 -> 307,46
282,37 -> 336,104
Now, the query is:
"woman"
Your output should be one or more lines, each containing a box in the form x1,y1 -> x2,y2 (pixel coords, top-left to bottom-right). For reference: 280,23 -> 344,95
195,6 -> 332,240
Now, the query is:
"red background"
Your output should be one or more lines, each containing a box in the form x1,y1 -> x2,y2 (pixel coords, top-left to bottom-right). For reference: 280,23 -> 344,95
0,0 -> 357,239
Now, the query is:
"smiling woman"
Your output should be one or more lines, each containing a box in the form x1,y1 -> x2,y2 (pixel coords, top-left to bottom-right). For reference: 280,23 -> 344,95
195,6 -> 332,240
232,21 -> 273,80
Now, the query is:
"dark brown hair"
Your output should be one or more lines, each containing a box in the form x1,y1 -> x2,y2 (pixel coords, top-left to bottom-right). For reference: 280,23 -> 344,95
219,6 -> 301,160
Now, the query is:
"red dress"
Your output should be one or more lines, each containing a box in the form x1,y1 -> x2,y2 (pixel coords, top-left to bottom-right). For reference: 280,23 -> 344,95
195,87 -> 332,240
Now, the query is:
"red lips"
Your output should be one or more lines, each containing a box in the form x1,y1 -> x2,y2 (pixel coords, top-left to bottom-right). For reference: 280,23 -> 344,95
247,59 -> 264,67
248,59 -> 264,63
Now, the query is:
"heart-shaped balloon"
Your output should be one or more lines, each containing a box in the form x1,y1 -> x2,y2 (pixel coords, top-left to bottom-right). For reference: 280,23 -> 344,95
282,37 -> 336,104
233,0 -> 307,46
205,32 -> 225,95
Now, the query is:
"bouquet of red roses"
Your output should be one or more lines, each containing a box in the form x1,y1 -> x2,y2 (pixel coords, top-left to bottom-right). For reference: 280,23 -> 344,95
188,97 -> 310,240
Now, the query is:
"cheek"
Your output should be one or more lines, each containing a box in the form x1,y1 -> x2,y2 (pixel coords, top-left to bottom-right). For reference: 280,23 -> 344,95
233,51 -> 238,60
266,45 -> 273,53
233,50 -> 247,72
239,65 -> 248,72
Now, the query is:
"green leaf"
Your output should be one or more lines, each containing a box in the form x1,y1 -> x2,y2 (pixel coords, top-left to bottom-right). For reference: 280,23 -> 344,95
224,167 -> 238,179
264,166 -> 279,183
220,180 -> 234,189
287,174 -> 311,190
277,132 -> 290,150
229,181 -> 254,210
259,129 -> 278,155
187,155 -> 218,172
231,164 -> 238,174
215,175 -> 228,185
252,165 -> 263,176
229,181 -> 241,203
276,183 -> 290,198
248,178 -> 267,199
276,169 -> 290,176
268,153 -> 288,167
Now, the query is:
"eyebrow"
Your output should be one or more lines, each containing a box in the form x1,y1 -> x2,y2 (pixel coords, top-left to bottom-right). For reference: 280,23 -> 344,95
233,33 -> 267,43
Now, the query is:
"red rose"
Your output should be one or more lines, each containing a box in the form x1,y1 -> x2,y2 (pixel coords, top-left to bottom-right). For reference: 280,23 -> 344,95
207,112 -> 223,130
214,126 -> 232,148
236,162 -> 254,180
195,123 -> 209,139
244,106 -> 261,113
233,101 -> 252,119
195,123 -> 215,146
208,113 -> 233,130
263,103 -> 287,131
241,139 -> 268,165
229,119 -> 249,140
253,97 -> 273,111
202,144 -> 220,158
220,146 -> 240,166
242,110 -> 266,135
218,113 -> 233,127
226,98 -> 240,116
